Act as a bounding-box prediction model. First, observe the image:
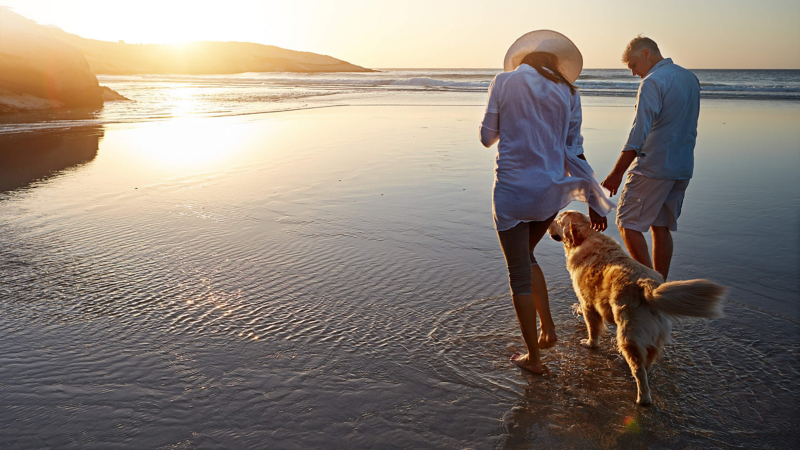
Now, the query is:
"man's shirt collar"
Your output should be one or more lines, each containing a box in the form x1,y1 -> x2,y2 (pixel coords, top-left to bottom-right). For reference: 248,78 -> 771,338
646,58 -> 673,77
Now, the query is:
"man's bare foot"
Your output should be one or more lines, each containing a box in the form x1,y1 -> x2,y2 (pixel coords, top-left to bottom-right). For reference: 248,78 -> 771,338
538,329 -> 558,349
510,352 -> 544,374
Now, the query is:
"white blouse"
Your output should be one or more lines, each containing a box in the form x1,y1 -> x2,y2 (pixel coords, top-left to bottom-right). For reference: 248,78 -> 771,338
480,64 -> 614,231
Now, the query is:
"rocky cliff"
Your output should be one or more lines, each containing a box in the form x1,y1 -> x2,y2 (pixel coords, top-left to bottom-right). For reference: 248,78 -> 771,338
0,7 -> 103,110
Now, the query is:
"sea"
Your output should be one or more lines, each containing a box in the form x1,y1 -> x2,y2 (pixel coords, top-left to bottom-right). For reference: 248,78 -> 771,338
1,69 -> 799,134
1,69 -> 799,449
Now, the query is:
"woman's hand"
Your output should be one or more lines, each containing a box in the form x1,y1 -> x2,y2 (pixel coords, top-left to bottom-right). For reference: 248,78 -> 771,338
589,208 -> 607,232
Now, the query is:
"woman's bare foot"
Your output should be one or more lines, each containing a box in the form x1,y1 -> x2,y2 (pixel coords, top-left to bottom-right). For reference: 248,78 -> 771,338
510,352 -> 544,374
538,329 -> 558,349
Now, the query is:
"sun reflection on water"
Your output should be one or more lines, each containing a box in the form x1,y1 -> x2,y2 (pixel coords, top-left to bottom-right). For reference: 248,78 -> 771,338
168,86 -> 201,118
114,116 -> 251,170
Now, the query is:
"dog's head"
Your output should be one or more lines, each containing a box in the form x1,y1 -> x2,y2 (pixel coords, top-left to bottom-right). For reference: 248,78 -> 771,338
548,210 -> 592,248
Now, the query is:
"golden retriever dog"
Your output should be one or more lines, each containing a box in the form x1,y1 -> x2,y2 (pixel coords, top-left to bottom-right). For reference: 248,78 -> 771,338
547,210 -> 725,405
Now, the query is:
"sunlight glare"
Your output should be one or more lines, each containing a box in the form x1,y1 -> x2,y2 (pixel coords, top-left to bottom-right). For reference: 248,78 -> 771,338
168,86 -> 201,118
121,118 -> 249,169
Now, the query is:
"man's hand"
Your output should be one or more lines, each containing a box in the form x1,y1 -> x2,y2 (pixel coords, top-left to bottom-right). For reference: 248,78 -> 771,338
602,150 -> 638,196
589,208 -> 607,232
601,172 -> 624,196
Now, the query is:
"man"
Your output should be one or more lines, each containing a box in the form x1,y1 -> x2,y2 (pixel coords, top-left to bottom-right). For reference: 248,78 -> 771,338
601,36 -> 700,281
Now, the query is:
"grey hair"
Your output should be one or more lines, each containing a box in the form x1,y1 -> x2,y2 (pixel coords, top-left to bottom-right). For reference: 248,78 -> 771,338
622,35 -> 661,62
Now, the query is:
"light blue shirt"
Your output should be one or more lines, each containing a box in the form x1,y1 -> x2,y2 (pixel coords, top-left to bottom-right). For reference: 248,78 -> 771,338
624,58 -> 700,180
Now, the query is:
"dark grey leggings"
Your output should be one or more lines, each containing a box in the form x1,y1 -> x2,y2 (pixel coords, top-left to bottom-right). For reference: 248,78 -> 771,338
496,214 -> 557,296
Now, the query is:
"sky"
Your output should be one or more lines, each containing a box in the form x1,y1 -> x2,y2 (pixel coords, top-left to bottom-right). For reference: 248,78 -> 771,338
2,0 -> 799,69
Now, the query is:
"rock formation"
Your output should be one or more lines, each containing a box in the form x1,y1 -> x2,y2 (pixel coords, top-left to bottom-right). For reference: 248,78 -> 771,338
100,86 -> 131,102
0,7 -> 103,110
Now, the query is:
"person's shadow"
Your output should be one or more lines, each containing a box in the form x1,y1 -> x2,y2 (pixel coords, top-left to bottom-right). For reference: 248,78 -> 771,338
0,125 -> 103,193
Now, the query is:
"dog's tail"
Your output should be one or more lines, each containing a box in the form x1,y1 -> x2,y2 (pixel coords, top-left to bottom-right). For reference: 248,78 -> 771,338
640,279 -> 726,318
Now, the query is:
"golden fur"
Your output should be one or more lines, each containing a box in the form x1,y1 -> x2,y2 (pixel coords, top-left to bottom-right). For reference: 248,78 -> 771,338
548,210 -> 725,405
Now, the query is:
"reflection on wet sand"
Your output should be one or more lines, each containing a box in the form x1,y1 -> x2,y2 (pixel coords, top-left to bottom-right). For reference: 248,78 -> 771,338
0,104 -> 797,448
0,126 -> 103,192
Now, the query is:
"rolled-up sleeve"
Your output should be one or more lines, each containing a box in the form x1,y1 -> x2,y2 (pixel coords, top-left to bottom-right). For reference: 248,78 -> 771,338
480,112 -> 499,147
566,91 -> 584,156
623,78 -> 662,155
479,77 -> 500,148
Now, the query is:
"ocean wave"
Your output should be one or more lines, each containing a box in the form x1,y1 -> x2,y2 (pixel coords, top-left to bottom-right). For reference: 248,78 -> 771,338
84,69 -> 800,114
132,74 -> 492,89
389,77 -> 489,88
576,81 -> 638,91
699,84 -> 800,93
576,74 -> 630,81
102,72 -> 800,97
231,76 -> 800,95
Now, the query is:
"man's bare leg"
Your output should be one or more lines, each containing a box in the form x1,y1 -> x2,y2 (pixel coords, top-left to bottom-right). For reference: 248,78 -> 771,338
620,227 -> 653,269
510,294 -> 543,374
531,266 -> 557,348
651,226 -> 673,280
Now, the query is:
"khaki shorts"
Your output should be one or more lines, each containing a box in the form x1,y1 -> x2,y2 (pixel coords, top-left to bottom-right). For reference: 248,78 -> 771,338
616,173 -> 690,233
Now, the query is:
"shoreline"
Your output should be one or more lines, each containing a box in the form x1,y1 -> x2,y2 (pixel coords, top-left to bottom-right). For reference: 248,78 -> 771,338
2,95 -> 799,136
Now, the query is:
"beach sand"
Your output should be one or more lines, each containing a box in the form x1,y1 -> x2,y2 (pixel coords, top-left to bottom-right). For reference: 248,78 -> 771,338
1,100 -> 798,448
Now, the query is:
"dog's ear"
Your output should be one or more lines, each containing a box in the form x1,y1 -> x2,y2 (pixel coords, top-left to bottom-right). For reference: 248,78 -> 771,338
565,223 -> 584,247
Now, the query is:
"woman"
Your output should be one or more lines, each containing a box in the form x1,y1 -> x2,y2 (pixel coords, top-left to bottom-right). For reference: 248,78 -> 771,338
479,30 -> 614,373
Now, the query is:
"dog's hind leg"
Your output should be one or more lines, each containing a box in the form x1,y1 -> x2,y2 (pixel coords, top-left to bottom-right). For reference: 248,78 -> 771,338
621,342 -> 652,406
645,346 -> 659,369
580,306 -> 603,348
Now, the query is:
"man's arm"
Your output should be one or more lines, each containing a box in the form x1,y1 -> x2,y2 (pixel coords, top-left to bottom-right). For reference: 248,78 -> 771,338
601,79 -> 662,196
601,150 -> 637,196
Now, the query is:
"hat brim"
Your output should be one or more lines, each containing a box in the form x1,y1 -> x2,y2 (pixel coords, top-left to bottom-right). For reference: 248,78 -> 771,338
503,30 -> 583,84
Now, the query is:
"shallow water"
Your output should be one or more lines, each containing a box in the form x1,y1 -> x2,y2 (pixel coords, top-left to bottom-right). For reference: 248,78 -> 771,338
1,100 -> 798,448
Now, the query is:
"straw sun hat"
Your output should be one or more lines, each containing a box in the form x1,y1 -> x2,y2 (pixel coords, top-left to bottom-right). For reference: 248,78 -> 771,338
503,30 -> 583,84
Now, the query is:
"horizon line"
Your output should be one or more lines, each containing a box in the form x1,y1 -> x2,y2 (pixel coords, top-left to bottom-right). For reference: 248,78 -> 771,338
372,67 -> 800,70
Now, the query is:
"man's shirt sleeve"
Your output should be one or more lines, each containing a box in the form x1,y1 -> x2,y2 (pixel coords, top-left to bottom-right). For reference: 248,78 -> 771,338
623,78 -> 662,156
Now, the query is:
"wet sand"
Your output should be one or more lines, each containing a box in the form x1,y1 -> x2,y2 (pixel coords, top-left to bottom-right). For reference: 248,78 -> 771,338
0,100 -> 798,448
